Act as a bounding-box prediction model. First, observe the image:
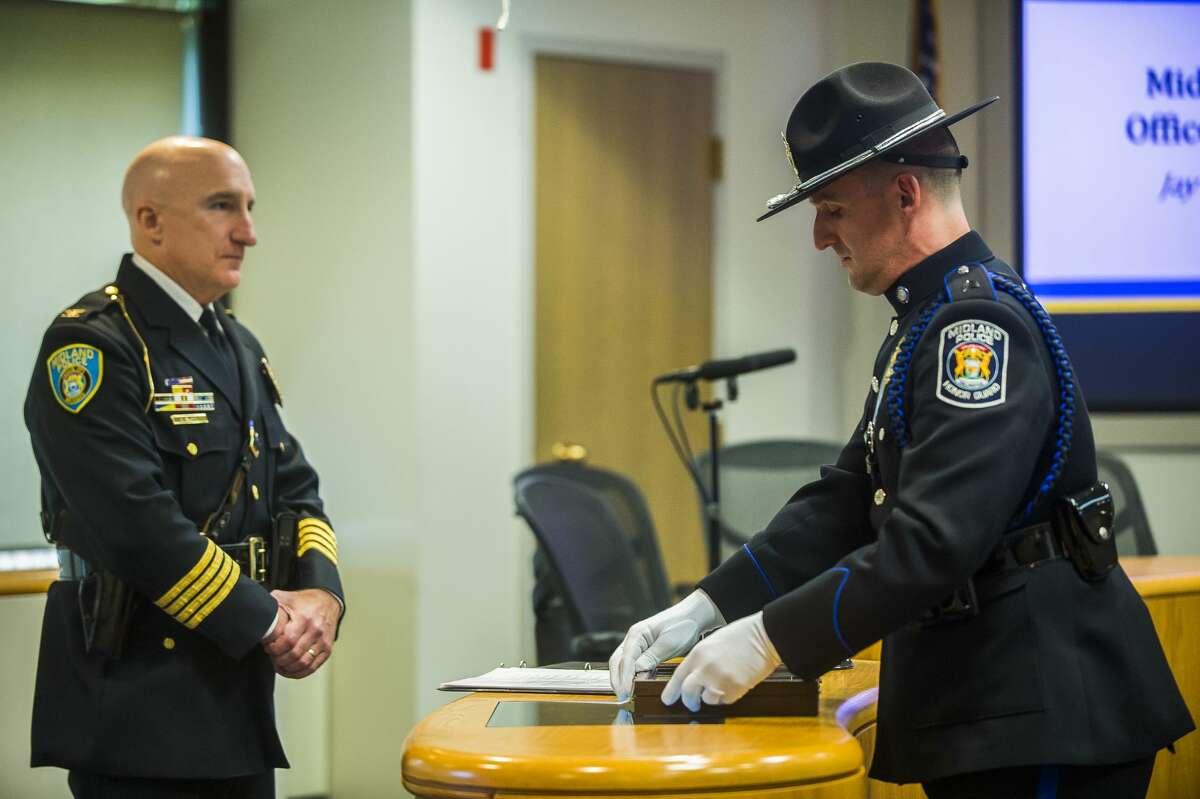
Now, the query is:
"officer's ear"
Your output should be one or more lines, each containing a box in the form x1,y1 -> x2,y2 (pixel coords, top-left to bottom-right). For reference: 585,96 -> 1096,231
133,203 -> 165,245
895,172 -> 921,213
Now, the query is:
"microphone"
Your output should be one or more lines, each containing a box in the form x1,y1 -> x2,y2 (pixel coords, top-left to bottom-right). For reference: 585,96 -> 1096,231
656,348 -> 796,383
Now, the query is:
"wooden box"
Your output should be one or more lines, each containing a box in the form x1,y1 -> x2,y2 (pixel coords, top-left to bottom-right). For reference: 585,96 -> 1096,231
632,664 -> 819,719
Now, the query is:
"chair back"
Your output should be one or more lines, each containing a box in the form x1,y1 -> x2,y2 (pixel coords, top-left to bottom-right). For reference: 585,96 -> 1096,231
1095,450 -> 1157,556
516,461 -> 671,609
514,472 -> 662,644
695,439 -> 842,560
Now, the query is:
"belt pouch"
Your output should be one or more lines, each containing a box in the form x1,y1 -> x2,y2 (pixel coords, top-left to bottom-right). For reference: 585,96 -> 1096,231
1056,481 -> 1118,582
270,511 -> 297,590
78,571 -> 139,659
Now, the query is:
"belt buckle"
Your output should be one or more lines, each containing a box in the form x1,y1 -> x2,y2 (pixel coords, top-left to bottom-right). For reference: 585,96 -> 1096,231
921,578 -> 980,627
248,536 -> 267,584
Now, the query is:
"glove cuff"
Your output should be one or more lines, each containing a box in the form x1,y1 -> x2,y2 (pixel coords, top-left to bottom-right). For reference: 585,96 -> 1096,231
749,610 -> 783,668
682,588 -> 725,631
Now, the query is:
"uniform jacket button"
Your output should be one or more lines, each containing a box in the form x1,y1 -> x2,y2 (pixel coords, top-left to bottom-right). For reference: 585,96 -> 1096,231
874,488 -> 886,506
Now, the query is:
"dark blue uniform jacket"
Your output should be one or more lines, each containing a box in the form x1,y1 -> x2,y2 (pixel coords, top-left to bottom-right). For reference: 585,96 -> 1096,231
698,232 -> 1193,783
25,255 -> 344,779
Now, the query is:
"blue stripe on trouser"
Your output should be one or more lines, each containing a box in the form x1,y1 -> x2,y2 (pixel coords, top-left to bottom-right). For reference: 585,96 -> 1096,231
742,544 -> 778,598
1037,765 -> 1059,798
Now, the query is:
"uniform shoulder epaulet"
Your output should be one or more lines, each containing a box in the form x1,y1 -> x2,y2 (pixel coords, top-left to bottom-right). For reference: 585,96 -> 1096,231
50,284 -> 155,413
942,264 -> 997,303
53,284 -> 123,324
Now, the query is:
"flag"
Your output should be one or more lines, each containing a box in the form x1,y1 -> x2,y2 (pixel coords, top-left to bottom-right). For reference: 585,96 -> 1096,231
912,0 -> 941,104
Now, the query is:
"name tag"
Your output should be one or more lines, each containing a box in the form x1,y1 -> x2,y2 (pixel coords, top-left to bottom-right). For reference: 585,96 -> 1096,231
170,413 -> 209,426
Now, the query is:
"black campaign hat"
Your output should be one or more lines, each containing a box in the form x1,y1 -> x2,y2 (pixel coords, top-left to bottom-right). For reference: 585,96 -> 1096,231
758,62 -> 998,222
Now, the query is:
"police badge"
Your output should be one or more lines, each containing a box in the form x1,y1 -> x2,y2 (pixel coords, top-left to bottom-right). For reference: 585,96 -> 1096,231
47,343 -> 104,413
935,319 -> 1009,408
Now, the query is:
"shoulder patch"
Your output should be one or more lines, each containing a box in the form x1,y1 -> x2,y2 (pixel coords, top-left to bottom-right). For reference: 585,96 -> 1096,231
935,319 -> 1008,408
47,344 -> 104,413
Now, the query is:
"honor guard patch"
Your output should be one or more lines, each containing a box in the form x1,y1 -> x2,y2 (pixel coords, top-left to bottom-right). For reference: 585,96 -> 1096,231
47,344 -> 103,413
935,319 -> 1009,408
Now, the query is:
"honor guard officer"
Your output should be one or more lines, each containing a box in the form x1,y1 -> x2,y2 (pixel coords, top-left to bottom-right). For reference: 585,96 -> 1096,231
25,137 -> 345,798
610,63 -> 1193,797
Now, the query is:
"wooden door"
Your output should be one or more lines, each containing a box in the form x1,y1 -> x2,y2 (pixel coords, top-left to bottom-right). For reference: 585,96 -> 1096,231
535,55 -> 715,585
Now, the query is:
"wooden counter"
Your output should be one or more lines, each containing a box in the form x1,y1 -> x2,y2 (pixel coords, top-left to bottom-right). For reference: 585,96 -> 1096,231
1124,556 -> 1200,798
0,569 -> 56,597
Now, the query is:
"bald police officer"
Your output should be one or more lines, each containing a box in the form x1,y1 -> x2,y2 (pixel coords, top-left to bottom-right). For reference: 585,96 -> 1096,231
610,63 -> 1193,798
26,137 -> 344,798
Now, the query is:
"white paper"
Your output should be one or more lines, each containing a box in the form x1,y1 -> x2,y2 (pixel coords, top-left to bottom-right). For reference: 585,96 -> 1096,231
439,666 -> 615,695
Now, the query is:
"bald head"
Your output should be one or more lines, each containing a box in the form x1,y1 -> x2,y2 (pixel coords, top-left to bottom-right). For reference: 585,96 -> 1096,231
122,136 -> 247,218
123,136 -> 257,305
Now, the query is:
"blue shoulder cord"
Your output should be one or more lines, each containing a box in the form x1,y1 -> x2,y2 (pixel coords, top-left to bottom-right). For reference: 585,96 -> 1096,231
884,269 -> 1076,524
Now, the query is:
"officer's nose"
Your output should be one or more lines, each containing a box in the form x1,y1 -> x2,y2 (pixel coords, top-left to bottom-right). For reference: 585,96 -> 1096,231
235,212 -> 257,248
813,216 -> 836,252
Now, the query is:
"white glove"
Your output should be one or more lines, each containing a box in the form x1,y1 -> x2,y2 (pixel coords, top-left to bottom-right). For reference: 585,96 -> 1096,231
608,590 -> 724,702
660,610 -> 782,712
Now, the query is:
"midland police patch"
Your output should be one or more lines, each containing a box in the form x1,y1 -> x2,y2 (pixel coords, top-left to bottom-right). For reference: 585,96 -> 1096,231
47,343 -> 103,414
935,319 -> 1008,409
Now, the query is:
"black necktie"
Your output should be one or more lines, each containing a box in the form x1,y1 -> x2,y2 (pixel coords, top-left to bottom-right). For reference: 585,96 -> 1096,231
200,308 -> 237,380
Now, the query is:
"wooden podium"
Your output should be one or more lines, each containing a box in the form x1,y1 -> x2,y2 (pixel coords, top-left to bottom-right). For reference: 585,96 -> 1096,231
402,661 -> 882,798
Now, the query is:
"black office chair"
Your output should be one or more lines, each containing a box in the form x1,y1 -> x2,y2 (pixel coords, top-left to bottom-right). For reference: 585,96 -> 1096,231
1096,450 -> 1158,556
515,469 -> 668,663
695,439 -> 843,561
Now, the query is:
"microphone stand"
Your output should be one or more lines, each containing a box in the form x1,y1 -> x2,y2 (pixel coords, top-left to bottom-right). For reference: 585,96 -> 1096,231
687,377 -> 738,572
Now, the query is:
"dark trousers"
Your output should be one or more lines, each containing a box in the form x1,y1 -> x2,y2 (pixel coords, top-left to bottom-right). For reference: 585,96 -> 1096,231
68,769 -> 274,799
922,755 -> 1156,799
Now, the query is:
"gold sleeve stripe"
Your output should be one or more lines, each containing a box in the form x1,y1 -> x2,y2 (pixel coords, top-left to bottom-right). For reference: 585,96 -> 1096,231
298,518 -> 335,538
155,540 -> 220,612
176,553 -> 236,626
299,527 -> 337,550
161,545 -> 226,618
298,539 -> 338,565
183,558 -> 240,629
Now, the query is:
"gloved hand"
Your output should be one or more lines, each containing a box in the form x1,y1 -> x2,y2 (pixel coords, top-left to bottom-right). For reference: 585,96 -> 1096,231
661,610 -> 782,712
608,589 -> 725,702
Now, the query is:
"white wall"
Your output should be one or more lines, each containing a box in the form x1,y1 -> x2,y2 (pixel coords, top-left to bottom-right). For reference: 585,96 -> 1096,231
230,1 -> 415,796
0,1 -> 185,550
1,4 -> 185,796
409,0 -> 846,721
232,2 -> 852,795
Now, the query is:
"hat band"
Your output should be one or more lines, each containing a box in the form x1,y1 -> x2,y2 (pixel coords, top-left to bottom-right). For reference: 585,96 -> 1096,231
768,107 -> 947,210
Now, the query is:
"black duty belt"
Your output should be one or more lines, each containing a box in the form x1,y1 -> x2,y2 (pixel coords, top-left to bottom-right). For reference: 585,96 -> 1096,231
221,537 -> 269,584
921,522 -> 1065,626
58,538 -> 270,586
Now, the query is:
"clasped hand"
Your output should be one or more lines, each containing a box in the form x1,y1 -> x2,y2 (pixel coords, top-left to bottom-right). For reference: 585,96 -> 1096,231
262,588 -> 341,679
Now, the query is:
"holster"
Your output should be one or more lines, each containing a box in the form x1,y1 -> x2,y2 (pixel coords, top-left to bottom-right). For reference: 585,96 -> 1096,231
269,511 -> 297,590
1056,481 -> 1117,582
78,570 -> 140,660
